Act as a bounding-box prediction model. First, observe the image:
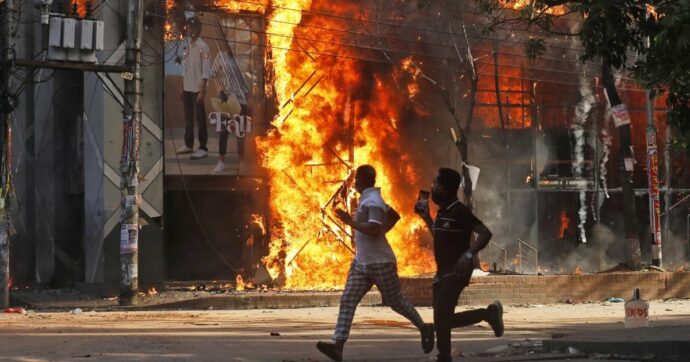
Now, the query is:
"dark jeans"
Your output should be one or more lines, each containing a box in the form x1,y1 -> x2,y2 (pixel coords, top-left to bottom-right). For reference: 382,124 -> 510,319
218,128 -> 245,156
433,272 -> 489,360
182,91 -> 207,151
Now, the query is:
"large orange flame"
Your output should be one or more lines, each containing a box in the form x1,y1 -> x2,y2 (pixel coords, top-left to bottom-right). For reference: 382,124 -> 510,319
178,0 -> 548,288
229,1 -> 436,288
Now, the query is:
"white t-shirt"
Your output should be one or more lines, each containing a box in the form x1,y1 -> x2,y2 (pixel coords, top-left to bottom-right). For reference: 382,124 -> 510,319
181,37 -> 211,93
353,187 -> 397,265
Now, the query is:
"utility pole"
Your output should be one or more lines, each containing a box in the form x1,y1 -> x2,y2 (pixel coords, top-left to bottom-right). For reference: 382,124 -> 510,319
119,0 -> 143,305
0,0 -> 18,309
645,91 -> 662,267
643,15 -> 662,268
602,60 -> 641,269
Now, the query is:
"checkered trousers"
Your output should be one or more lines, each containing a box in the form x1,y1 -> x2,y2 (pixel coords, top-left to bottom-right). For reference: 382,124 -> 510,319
332,261 -> 425,341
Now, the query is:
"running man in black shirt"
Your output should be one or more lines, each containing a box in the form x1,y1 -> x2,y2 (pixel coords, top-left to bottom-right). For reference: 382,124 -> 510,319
415,168 -> 504,362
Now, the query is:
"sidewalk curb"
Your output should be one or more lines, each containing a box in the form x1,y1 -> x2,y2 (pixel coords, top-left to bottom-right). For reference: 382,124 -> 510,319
543,338 -> 690,359
10,291 -> 384,311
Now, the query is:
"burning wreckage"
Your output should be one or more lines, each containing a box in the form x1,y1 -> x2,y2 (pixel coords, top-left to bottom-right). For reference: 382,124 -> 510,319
161,0 -> 689,292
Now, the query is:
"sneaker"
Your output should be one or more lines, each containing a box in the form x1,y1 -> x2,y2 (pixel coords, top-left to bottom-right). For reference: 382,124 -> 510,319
176,145 -> 193,154
190,149 -> 208,160
420,323 -> 435,353
487,300 -> 504,337
316,341 -> 342,362
213,160 -> 225,174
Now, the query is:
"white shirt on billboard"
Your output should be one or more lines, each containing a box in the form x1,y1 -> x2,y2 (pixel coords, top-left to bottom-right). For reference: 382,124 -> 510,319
181,37 -> 211,93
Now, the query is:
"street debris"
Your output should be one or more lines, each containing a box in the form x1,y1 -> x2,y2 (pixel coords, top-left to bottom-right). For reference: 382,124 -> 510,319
484,344 -> 511,354
567,346 -> 582,354
252,265 -> 273,286
3,307 -> 27,314
187,322 -> 219,326
270,332 -> 281,336
70,308 -> 83,315
476,339 -> 543,357
606,297 -> 625,303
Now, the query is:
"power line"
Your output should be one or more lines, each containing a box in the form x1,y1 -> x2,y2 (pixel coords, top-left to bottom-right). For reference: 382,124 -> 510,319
162,4 -> 641,84
214,0 -> 587,52
161,6 -> 623,81
186,16 -> 616,83
196,3 -> 592,63
170,30 -> 647,92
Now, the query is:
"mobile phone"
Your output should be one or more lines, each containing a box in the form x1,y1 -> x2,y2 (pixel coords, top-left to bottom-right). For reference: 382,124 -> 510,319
417,190 -> 430,202
415,190 -> 430,212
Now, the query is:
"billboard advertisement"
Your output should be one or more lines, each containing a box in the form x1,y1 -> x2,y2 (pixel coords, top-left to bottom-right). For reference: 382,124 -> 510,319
164,11 -> 266,176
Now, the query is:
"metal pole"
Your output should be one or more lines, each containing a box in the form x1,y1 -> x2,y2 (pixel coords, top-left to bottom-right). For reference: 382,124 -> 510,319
664,124 -> 671,261
0,0 -> 17,309
645,90 -> 662,267
686,214 -> 689,260
119,0 -> 143,305
0,219 -> 8,309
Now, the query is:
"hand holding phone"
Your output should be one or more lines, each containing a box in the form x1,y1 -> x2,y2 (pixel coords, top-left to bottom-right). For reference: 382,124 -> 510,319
414,190 -> 430,216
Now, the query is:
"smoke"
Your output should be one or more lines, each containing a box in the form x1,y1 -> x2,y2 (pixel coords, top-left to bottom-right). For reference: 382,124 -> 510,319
562,223 -> 619,273
600,126 -> 612,199
572,73 -> 595,243
570,15 -> 596,244
536,134 -> 551,176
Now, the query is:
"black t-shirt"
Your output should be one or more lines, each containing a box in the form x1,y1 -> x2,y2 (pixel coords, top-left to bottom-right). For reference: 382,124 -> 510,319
432,198 -> 482,276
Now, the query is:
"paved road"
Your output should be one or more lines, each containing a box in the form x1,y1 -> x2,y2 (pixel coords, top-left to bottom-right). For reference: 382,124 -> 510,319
1,300 -> 689,361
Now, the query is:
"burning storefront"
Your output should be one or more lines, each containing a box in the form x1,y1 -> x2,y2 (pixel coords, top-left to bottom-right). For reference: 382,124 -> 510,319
161,0 -> 690,291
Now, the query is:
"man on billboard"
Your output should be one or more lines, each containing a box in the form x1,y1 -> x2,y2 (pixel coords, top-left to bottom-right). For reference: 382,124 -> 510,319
176,16 -> 211,160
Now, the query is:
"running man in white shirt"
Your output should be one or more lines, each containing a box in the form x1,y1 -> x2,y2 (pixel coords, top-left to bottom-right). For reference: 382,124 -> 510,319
316,165 -> 435,361
176,16 -> 211,160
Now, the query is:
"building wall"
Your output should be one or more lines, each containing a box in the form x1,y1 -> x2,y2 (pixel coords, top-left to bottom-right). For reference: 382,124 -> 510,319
12,2 -> 85,286
10,0 -> 164,291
